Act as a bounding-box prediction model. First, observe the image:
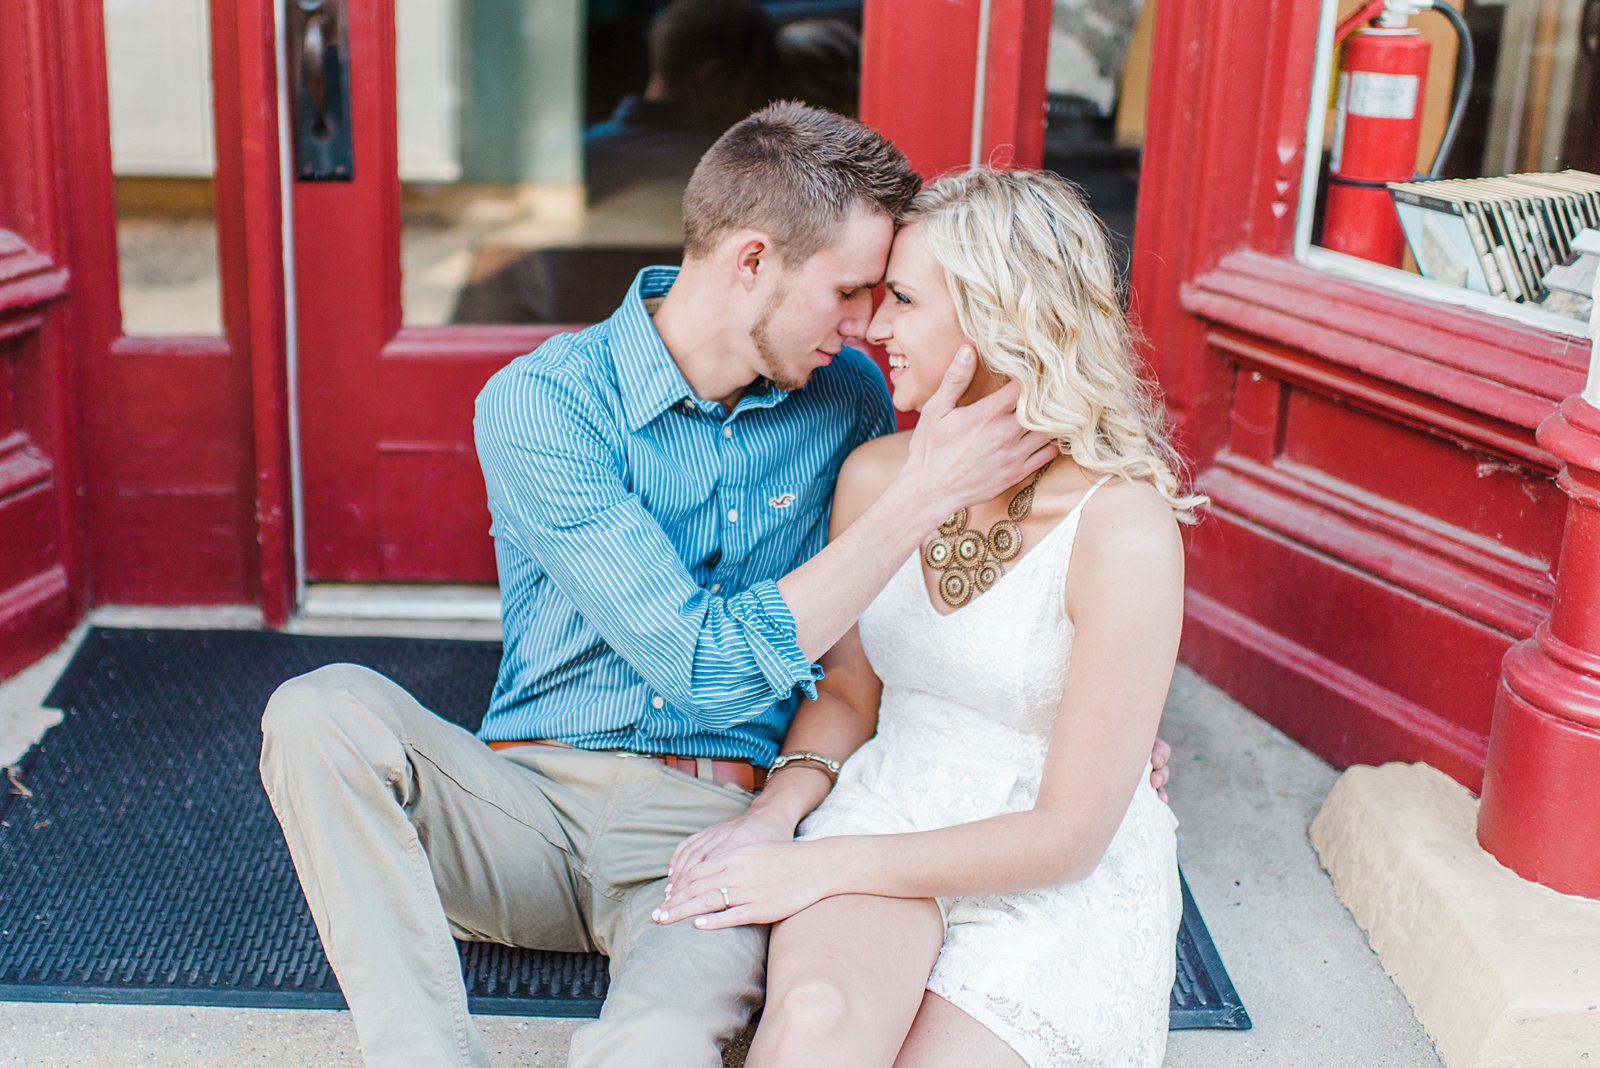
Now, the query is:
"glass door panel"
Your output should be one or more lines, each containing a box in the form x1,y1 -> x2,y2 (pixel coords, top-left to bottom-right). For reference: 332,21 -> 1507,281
397,0 -> 863,327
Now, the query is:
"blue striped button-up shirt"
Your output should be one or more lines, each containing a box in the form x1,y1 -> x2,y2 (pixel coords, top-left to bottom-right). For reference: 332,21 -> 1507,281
473,266 -> 895,763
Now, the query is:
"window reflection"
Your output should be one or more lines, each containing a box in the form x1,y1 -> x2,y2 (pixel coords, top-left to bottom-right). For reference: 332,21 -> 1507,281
586,2 -> 776,211
398,0 -> 864,328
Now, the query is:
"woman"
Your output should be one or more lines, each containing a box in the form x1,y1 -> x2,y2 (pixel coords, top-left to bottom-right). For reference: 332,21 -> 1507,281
655,168 -> 1205,1067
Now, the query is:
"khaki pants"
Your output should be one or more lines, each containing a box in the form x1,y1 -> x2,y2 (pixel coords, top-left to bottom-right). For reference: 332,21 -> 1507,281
258,663 -> 766,1068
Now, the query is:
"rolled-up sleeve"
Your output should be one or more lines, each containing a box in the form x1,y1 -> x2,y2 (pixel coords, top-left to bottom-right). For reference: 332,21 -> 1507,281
729,581 -> 823,699
474,360 -> 822,730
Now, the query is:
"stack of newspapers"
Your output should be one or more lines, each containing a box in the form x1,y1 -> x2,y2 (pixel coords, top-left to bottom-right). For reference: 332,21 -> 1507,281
1387,170 -> 1600,314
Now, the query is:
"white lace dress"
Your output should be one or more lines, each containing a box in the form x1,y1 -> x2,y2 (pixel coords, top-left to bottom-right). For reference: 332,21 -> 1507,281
799,478 -> 1181,1067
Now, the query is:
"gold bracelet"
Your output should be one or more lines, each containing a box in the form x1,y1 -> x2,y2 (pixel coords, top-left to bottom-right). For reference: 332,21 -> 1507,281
768,750 -> 841,785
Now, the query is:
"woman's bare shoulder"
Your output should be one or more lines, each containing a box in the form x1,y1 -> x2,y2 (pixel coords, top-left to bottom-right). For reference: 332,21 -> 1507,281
1077,477 -> 1183,570
829,431 -> 913,536
1063,476 -> 1183,620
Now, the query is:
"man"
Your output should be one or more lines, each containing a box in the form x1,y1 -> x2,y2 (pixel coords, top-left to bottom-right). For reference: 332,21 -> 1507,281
261,102 -> 1162,1068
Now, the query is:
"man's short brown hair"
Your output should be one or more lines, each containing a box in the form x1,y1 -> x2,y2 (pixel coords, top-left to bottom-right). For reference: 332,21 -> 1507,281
681,101 -> 921,264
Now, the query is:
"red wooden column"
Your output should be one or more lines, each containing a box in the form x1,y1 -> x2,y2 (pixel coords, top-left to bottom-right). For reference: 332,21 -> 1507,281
858,0 -> 1050,427
861,0 -> 1051,176
1478,394 -> 1600,898
212,0 -> 294,626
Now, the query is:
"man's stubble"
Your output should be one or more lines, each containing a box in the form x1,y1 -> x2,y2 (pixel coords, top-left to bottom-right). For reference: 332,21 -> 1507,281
749,283 -> 810,393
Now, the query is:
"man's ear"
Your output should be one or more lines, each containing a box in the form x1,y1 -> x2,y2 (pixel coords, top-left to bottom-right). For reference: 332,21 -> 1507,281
731,231 -> 775,292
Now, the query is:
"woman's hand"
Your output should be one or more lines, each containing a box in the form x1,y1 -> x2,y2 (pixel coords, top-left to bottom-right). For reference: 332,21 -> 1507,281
667,803 -> 798,890
653,839 -> 838,930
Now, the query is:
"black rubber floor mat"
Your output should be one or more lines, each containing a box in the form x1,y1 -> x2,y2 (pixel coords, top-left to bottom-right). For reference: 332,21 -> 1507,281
3,627 -> 1249,1029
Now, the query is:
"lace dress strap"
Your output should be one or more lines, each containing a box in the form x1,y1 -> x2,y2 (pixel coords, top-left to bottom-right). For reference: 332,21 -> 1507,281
1042,474 -> 1115,621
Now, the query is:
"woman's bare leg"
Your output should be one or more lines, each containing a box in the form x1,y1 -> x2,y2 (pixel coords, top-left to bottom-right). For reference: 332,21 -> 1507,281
746,894 -> 943,1068
893,991 -> 1029,1068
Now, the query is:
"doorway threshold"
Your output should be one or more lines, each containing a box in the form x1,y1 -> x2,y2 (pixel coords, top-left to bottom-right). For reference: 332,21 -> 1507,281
299,583 -> 501,622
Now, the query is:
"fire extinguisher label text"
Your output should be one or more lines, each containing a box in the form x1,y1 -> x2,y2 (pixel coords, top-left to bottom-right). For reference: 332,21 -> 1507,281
1346,71 -> 1420,121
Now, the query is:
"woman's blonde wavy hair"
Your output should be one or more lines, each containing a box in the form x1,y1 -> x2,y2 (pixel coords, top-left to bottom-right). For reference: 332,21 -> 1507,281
900,168 -> 1206,523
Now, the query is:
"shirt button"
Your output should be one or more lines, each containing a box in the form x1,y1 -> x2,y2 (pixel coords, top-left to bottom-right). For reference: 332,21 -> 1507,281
710,583 -> 722,594
722,425 -> 733,439
727,508 -> 739,523
681,400 -> 694,412
651,696 -> 665,710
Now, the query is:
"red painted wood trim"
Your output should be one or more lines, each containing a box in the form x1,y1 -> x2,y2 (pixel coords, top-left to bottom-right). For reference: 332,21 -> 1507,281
1479,397 -> 1600,897
109,336 -> 231,358
0,567 -> 74,681
1184,587 -> 1490,788
1126,1 -> 1233,465
0,438 -> 53,498
0,263 -> 67,321
0,314 -> 45,346
56,0 -> 124,608
1131,0 -> 1592,783
1201,326 -> 1559,471
1136,0 -> 1585,450
0,0 -> 89,678
0,238 -> 68,313
1199,460 -> 1552,638
381,326 -> 570,360
293,0 -> 406,581
53,0 -> 265,609
1185,253 -> 1586,430
862,0 -> 1052,178
214,0 -> 294,625
979,0 -> 1051,169
32,0 -> 92,633
861,0 -> 981,177
858,0 -> 1050,429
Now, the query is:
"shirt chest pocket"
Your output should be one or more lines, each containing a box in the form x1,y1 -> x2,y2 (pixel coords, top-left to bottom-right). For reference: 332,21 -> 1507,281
722,478 -> 831,557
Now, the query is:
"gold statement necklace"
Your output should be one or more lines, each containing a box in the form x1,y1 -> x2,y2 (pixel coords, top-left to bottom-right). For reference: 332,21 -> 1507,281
923,460 -> 1053,607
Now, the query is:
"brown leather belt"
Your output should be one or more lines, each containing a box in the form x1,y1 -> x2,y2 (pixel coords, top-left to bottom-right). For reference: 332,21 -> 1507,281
487,739 -> 766,792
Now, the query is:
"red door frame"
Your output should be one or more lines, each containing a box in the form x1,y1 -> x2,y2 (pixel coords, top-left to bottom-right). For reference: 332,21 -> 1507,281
222,0 -> 299,627
862,0 -> 1051,177
0,0 -> 83,677
1134,0 -> 1587,787
47,0 -> 297,626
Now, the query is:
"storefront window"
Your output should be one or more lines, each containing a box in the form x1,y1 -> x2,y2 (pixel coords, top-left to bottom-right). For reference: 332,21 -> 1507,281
396,0 -> 863,328
1299,0 -> 1600,333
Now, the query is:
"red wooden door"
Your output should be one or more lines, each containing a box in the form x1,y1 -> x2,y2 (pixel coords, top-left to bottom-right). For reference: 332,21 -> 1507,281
292,1 -> 555,584
290,0 -> 1052,587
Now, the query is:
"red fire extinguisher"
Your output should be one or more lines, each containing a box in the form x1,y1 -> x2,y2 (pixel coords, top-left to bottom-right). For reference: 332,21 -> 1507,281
1323,0 -> 1473,267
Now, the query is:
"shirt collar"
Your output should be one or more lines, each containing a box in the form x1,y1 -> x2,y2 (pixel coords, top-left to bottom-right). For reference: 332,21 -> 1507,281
608,266 -> 794,430
610,266 -> 697,432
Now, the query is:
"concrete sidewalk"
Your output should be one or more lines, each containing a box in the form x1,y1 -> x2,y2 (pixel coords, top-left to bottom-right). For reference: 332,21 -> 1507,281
0,612 -> 1444,1067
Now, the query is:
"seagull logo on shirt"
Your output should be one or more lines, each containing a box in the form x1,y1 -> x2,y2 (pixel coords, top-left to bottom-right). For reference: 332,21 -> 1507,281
768,493 -> 797,510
